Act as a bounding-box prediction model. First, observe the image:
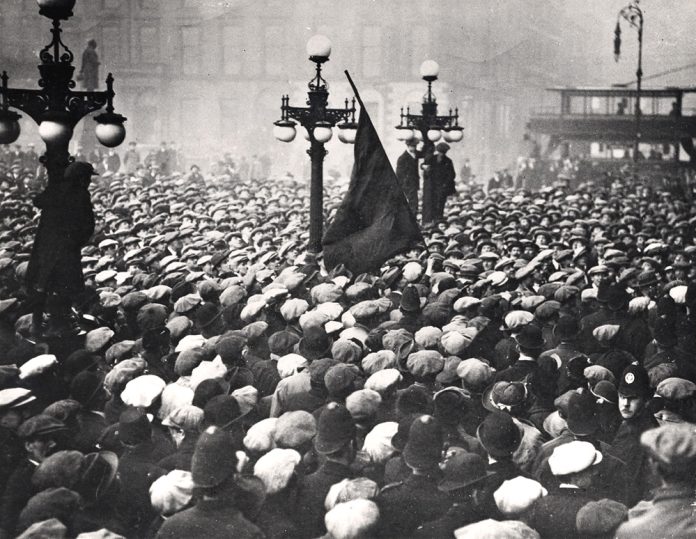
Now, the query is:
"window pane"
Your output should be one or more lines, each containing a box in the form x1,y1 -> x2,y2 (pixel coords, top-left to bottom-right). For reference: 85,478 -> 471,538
181,26 -> 200,75
362,26 -> 381,78
102,26 -> 121,65
139,26 -> 159,63
223,25 -> 243,75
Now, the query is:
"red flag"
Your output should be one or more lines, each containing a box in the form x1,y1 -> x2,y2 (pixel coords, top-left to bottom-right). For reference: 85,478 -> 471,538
322,102 -> 423,274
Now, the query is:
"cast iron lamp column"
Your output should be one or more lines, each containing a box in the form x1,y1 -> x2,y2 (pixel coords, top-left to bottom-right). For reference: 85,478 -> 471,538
273,35 -> 357,254
0,0 -> 127,186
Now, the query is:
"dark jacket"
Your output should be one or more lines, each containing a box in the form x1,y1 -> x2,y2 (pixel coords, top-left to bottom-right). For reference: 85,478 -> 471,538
376,472 -> 452,537
26,182 -> 94,294
527,486 -> 595,539
294,460 -> 354,538
156,498 -> 264,539
396,150 -> 420,214
609,409 -> 659,506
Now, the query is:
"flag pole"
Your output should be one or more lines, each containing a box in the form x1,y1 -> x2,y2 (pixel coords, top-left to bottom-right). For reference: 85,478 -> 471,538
344,70 -> 366,111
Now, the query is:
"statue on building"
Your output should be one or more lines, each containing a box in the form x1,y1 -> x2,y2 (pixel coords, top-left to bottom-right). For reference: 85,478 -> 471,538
78,39 -> 100,91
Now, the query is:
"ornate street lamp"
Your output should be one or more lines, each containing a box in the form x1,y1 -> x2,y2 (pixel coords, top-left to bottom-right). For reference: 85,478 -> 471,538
273,35 -> 357,253
614,0 -> 643,163
0,0 -> 127,185
395,60 -> 463,156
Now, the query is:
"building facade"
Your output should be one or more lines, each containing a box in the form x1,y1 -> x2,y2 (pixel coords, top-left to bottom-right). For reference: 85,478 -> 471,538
1,0 -> 596,180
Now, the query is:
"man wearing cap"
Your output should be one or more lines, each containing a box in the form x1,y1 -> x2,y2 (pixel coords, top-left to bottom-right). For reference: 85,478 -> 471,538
376,415 -> 451,537
0,414 -> 66,538
422,142 -> 456,224
396,140 -> 421,216
25,161 -> 97,336
527,441 -> 604,538
615,424 -> 696,538
609,364 -> 659,506
294,403 -> 356,538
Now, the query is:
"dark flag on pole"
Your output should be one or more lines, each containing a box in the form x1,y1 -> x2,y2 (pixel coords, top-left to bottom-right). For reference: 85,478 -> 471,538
322,71 -> 424,274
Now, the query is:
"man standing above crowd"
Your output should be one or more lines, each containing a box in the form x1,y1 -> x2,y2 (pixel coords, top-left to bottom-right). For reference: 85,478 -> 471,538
396,140 -> 421,216
422,142 -> 456,224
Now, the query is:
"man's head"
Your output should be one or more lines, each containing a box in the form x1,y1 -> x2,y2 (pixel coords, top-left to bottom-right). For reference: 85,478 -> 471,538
617,365 -> 651,420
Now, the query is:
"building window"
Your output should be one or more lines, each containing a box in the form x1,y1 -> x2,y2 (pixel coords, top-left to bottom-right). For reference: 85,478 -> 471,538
222,25 -> 243,76
181,26 -> 200,75
264,25 -> 284,76
101,25 -> 122,65
138,26 -> 159,63
362,26 -> 382,78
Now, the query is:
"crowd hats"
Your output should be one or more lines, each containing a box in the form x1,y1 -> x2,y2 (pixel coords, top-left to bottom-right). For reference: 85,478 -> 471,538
438,448 -> 492,492
641,423 -> 696,470
548,441 -> 603,476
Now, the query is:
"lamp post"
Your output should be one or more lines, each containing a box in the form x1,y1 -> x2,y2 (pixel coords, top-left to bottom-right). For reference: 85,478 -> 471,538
614,0 -> 643,163
273,35 -> 357,254
395,60 -> 463,156
0,0 -> 127,187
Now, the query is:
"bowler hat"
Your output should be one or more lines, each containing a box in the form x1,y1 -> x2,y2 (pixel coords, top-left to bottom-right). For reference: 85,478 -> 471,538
298,326 -> 332,360
565,391 -> 598,436
516,324 -> 544,350
438,448 -> 491,491
118,408 -> 151,445
476,411 -> 521,458
400,285 -> 422,313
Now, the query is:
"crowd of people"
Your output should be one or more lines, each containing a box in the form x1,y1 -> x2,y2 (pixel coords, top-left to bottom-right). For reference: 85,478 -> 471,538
0,140 -> 695,539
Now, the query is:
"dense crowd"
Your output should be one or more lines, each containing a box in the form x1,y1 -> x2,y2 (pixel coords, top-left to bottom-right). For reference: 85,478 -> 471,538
0,141 -> 696,539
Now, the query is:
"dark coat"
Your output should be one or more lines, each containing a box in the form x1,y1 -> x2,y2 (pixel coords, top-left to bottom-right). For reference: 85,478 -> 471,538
156,434 -> 198,472
396,150 -> 420,215
422,154 -> 455,223
376,472 -> 452,537
0,459 -> 38,537
26,182 -> 94,294
527,487 -> 595,539
294,460 -> 354,538
412,499 -> 488,539
156,499 -> 264,539
608,410 -> 660,506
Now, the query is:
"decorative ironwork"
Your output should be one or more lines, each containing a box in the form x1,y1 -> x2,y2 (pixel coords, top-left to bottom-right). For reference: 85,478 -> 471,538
0,4 -> 126,186
39,19 -> 75,65
274,50 -> 356,253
